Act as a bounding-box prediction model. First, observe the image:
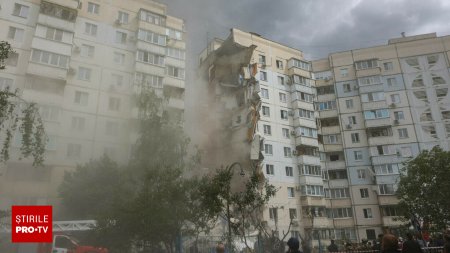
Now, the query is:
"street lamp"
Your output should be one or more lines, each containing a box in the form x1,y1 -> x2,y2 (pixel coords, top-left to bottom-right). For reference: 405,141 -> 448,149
225,162 -> 245,253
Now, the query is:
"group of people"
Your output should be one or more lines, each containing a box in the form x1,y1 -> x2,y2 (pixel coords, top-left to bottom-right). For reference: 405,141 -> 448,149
213,232 -> 450,253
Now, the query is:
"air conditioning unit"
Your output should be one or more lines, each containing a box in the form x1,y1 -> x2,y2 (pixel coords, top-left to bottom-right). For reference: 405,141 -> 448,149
67,67 -> 76,75
393,119 -> 399,125
288,111 -> 295,117
292,150 -> 298,156
115,19 -> 123,25
346,124 -> 352,129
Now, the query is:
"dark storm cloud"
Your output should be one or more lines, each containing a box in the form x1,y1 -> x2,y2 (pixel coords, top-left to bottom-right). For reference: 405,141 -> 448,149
161,0 -> 450,60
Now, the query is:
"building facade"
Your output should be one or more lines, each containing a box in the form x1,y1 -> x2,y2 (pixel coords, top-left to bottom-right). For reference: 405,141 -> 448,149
198,30 -> 450,245
0,0 -> 185,215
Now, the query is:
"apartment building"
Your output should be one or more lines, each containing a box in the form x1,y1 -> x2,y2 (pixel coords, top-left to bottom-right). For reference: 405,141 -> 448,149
313,33 -> 450,242
198,30 -> 450,245
0,0 -> 185,216
197,28 -> 322,240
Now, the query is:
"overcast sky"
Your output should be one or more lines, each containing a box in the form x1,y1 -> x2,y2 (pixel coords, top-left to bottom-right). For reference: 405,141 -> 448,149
161,0 -> 450,60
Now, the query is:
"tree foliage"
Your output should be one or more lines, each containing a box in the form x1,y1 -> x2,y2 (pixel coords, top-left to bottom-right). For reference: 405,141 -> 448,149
0,41 -> 46,166
397,146 -> 450,230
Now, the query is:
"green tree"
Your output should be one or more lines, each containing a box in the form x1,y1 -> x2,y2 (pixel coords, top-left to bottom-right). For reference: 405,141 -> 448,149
0,41 -> 46,166
397,146 -> 450,230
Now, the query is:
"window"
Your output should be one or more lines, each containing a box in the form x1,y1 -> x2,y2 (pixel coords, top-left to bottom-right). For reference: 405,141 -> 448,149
394,111 -> 405,120
358,75 -> 382,86
301,185 -> 324,196
289,209 -> 297,220
277,76 -> 285,85
138,29 -> 166,46
118,11 -> 129,24
327,208 -> 353,218
297,92 -> 314,102
436,88 -> 448,98
284,147 -> 292,157
266,164 -> 274,175
317,101 -> 337,111
348,116 -> 357,125
108,97 -> 121,111
282,128 -> 290,138
40,1 -> 76,21
140,9 -> 166,26
360,188 -> 369,198
281,110 -> 288,120
263,124 -> 271,135
340,68 -> 348,77
105,121 -> 119,136
361,91 -> 385,102
384,62 -> 393,71
330,154 -> 339,161
87,2 -> 100,14
276,60 -> 283,69
366,229 -> 377,240
364,109 -> 389,120
8,27 -> 25,42
165,28 -> 182,40
379,184 -> 395,195
115,31 -> 127,44
326,135 -> 339,144
31,50 -> 68,68
269,208 -> 278,220
327,170 -> 347,180
259,55 -> 266,65
264,144 -> 273,155
374,164 -> 398,175
391,94 -> 400,104
84,23 -> 98,36
317,85 -> 335,95
71,116 -> 85,131
355,59 -> 379,70
166,66 -> 185,79
39,105 -> 59,121
279,93 -> 287,103
357,169 -> 366,179
166,47 -> 185,60
363,208 -> 373,218
45,27 -> 64,41
74,91 -> 88,106
137,51 -> 165,65
260,71 -> 267,81
293,75 -> 313,86
381,206 -> 400,217
67,143 -> 81,158
80,44 -> 95,58
287,187 -> 295,198
387,77 -> 397,86
13,3 -> 30,18
343,83 -> 351,92
354,151 -> 363,161
113,52 -> 125,65
261,88 -> 269,99
5,51 -> 18,66
398,128 -> 408,138
262,106 -> 270,116
296,126 -> 317,138
135,72 -> 163,89
299,165 -> 321,176
325,188 -> 350,199
290,59 -> 311,70
0,77 -> 14,90
298,109 -> 315,119
377,145 -> 392,155
351,133 -> 360,143
77,67 -> 92,81
345,99 -> 354,109
285,166 -> 293,177
432,76 -> 445,85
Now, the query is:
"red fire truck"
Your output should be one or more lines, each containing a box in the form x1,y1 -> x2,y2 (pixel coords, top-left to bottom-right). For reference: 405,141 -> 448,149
37,234 -> 108,253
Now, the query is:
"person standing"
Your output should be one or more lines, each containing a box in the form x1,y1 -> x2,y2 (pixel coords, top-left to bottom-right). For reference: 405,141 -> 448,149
402,233 -> 423,253
327,240 -> 339,252
382,234 -> 400,253
287,237 -> 303,253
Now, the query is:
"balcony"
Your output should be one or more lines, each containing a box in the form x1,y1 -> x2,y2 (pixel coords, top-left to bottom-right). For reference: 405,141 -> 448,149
291,84 -> 314,94
27,62 -> 68,80
322,144 -> 343,152
323,161 -> 346,170
165,57 -> 185,69
315,78 -> 334,87
365,118 -> 391,128
300,196 -> 326,206
164,76 -> 185,89
136,40 -> 166,56
362,100 -> 388,111
333,218 -> 355,227
319,109 -> 338,118
291,100 -> 314,111
167,97 -> 184,110
46,0 -> 79,9
378,195 -> 399,205
319,125 -> 340,135
303,217 -> 329,228
368,136 -> 395,146
356,67 -> 381,78
288,67 -> 311,79
370,154 -> 402,165
297,155 -> 320,165
382,217 -> 406,227
316,93 -> 336,102
137,20 -> 166,35
37,14 -> 75,31
22,89 -> 63,105
135,61 -> 165,76
326,179 -> 349,188
359,83 -> 384,94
